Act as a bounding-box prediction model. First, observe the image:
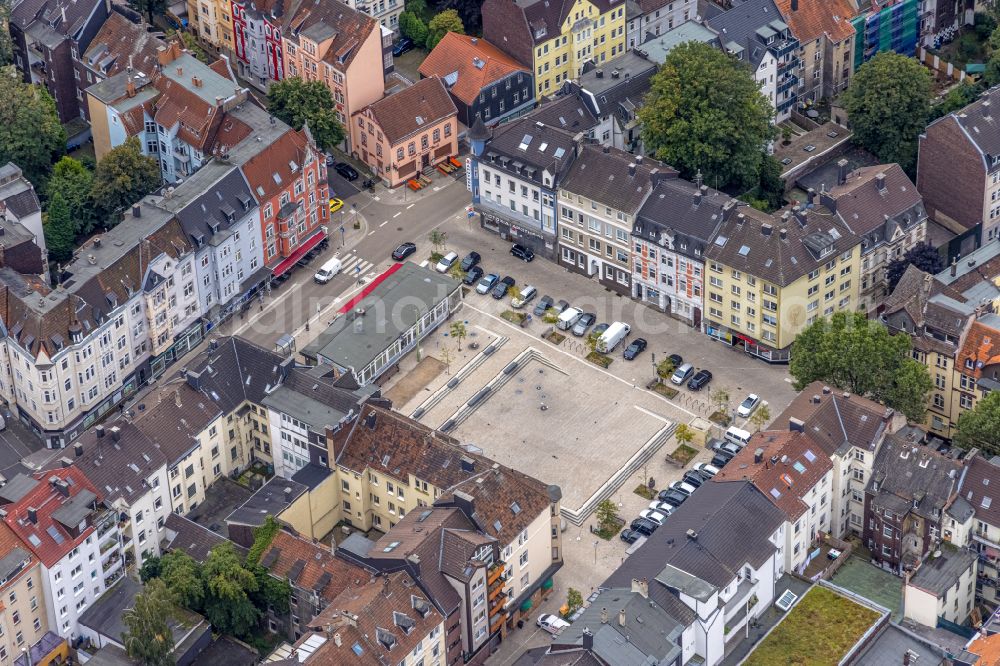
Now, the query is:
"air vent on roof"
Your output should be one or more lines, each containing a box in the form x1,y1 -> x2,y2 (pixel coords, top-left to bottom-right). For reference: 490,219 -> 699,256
472,57 -> 485,69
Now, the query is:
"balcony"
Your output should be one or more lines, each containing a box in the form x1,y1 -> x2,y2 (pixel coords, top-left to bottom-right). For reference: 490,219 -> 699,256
724,578 -> 757,621
102,555 -> 123,574
773,39 -> 799,58
489,615 -> 506,635
99,537 -> 119,556
487,563 -> 506,587
777,76 -> 799,95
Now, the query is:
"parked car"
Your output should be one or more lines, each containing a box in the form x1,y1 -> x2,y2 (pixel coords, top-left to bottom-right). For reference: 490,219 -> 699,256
668,353 -> 683,368
511,243 -> 535,262
687,369 -> 713,391
335,162 -> 359,181
392,37 -> 414,57
435,251 -> 458,273
328,197 -> 344,214
623,338 -> 647,360
711,453 -> 734,468
648,501 -> 675,516
683,471 -> 707,488
693,462 -> 720,478
512,285 -> 537,308
737,393 -> 761,418
592,322 -> 610,338
670,363 -> 694,385
460,251 -> 481,271
491,275 -> 515,299
713,440 -> 742,458
325,154 -> 335,166
620,528 -> 643,544
537,614 -> 570,635
629,517 -> 659,536
555,300 -> 570,313
391,242 -> 416,260
533,295 -> 554,316
476,273 -> 499,295
668,481 -> 698,497
639,509 -> 668,526
657,489 -> 688,507
572,312 -> 596,336
463,265 -> 484,285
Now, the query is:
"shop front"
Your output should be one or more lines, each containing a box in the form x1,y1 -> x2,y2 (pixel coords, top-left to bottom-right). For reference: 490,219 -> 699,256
476,208 -> 557,261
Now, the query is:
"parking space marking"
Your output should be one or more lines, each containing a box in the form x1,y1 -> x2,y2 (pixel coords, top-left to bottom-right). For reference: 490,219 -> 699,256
379,221 -> 388,227
406,203 -> 415,209
393,212 -> 402,218
368,230 -> 375,236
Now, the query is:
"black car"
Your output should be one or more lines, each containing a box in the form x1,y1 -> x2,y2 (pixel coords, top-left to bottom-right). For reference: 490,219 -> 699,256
460,251 -> 481,271
325,154 -> 335,166
682,471 -> 708,488
657,489 -> 688,507
511,244 -> 534,262
623,338 -> 647,360
555,299 -> 570,313
668,353 -> 683,367
392,37 -> 414,57
687,369 -> 713,391
335,162 -> 360,181
629,517 -> 659,536
463,265 -> 484,285
491,276 -> 515,299
620,528 -> 642,544
391,242 -> 416,260
533,295 -> 554,316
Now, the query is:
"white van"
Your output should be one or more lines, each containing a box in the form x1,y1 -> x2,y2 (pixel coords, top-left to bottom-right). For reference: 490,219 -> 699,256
724,426 -> 752,449
670,363 -> 693,385
556,307 -> 583,330
314,257 -> 343,283
436,251 -> 458,273
597,321 -> 630,353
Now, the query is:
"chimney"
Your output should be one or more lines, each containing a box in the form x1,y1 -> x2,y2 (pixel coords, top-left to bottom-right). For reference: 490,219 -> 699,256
192,76 -> 202,88
600,608 -> 608,624
761,223 -> 773,236
793,206 -> 808,227
110,426 -> 120,442
875,172 -> 886,192
582,628 -> 594,651
807,187 -> 816,205
779,228 -> 787,241
74,443 -> 83,458
635,155 -> 643,165
790,0 -> 797,9
618,609 -> 626,627
176,66 -> 183,76
822,386 -> 831,394
126,79 -> 136,98
631,577 -> 649,598
789,417 -> 805,433
695,170 -> 703,188
407,553 -> 421,579
837,158 -> 849,186
694,189 -> 702,206
96,425 -> 105,439
132,204 -> 141,218
754,447 -> 764,464
27,508 -> 37,525
950,257 -> 957,277
452,490 -> 476,521
334,633 -> 342,647
628,163 -> 636,177
686,528 -> 698,540
595,69 -> 603,78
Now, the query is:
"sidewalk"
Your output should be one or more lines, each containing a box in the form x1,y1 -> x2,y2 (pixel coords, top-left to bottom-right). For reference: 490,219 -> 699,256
371,162 -> 468,207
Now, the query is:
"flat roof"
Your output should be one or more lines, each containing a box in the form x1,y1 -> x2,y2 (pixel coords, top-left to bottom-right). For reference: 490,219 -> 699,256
638,20 -> 718,64
302,262 -> 460,371
225,476 -> 307,527
908,546 -> 977,597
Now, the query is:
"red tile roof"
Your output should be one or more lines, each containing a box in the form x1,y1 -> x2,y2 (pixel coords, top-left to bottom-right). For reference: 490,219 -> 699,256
957,319 -> 1000,380
419,33 -> 529,106
3,469 -> 102,568
362,77 -> 457,146
239,128 -> 313,201
775,0 -> 856,43
261,530 -> 368,604
713,430 -> 832,519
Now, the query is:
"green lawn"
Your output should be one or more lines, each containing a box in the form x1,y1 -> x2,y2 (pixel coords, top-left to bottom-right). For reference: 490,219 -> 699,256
744,586 -> 881,666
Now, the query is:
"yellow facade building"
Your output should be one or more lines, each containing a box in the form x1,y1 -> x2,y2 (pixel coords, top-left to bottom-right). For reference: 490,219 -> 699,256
703,206 -> 862,362
187,0 -> 234,51
483,0 -> 626,99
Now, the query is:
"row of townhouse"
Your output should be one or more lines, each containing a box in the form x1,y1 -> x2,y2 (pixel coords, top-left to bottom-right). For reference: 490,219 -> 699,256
469,114 -> 927,362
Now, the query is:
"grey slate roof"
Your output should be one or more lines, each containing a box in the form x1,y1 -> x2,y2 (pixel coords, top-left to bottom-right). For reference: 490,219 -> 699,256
959,455 -> 1000,527
0,474 -> 39,504
572,52 -> 656,120
706,0 -> 788,69
162,513 -> 242,563
68,422 -> 168,506
0,164 -> 41,219
907,547 -> 977,597
939,85 -> 1000,171
635,178 -> 736,259
225,476 -> 308,527
291,462 -> 332,490
481,115 -> 580,189
560,144 -> 668,214
867,432 -> 962,523
152,162 -> 256,248
604,481 -> 783,591
527,95 -> 600,135
181,336 -> 286,414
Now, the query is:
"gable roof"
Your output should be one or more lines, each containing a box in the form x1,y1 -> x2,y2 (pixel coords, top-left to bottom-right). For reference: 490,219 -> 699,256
0,523 -> 34,592
2,468 -> 103,568
635,178 -> 735,250
882,265 -> 973,345
480,115 -> 580,188
181,336 -> 286,413
937,85 -> 1000,166
713,430 -> 832,520
706,0 -> 788,69
261,529 -> 368,603
867,432 -> 962,522
283,0 -> 378,71
774,0 -> 856,43
824,164 -> 926,237
162,514 -> 242,563
68,421 -> 169,506
80,12 -> 165,79
239,128 -> 313,202
957,317 -> 1000,381
605,481 -> 783,591
560,144 -> 667,213
419,33 -> 529,106
363,77 -> 457,146
959,455 -> 1000,528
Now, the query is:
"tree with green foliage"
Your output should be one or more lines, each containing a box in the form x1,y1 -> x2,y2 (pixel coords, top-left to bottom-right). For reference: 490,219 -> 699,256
745,154 -> 785,212
450,321 -> 467,351
842,52 -> 932,173
674,423 -> 694,446
122,578 -> 176,666
426,10 -> 464,50
0,76 -> 66,187
127,0 -> 165,25
656,356 -> 677,380
429,229 -> 447,253
139,556 -> 162,583
790,311 -> 932,422
90,137 -> 161,225
44,193 -> 76,263
167,30 -> 209,64
595,499 -> 619,534
159,551 -> 206,612
202,543 -> 259,638
886,242 -> 945,292
399,11 -> 429,46
267,78 -> 346,152
566,588 -> 584,616
0,0 -> 14,66
639,41 -> 773,191
930,81 -> 983,122
749,404 -> 771,432
954,391 -> 1000,454
47,157 -> 95,233
248,564 -> 291,616
246,515 -> 281,566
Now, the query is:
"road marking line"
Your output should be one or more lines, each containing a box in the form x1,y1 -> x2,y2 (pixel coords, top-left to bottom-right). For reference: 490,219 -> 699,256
634,405 -> 671,423
393,211 -> 402,218
367,230 -> 375,236
406,203 -> 415,209
372,196 -> 380,201
433,186 -> 441,192
379,220 -> 388,227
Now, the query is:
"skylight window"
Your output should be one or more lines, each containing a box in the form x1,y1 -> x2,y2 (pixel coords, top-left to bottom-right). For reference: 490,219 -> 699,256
770,488 -> 781,499
715,235 -> 728,247
738,245 -> 751,256
792,461 -> 806,474
538,142 -> 548,152
984,497 -> 993,510
803,449 -> 816,462
553,147 -> 566,159
518,134 -> 533,151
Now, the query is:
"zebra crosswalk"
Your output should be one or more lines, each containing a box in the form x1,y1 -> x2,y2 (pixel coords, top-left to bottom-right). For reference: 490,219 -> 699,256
338,252 -> 375,279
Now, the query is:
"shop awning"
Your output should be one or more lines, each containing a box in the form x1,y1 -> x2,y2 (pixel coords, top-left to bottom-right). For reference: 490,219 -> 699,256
337,262 -> 403,314
541,578 -> 554,590
269,230 -> 326,278
520,598 -> 533,612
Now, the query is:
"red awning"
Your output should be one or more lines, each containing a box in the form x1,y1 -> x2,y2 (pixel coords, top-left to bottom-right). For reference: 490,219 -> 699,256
338,262 -> 403,314
269,230 -> 326,278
